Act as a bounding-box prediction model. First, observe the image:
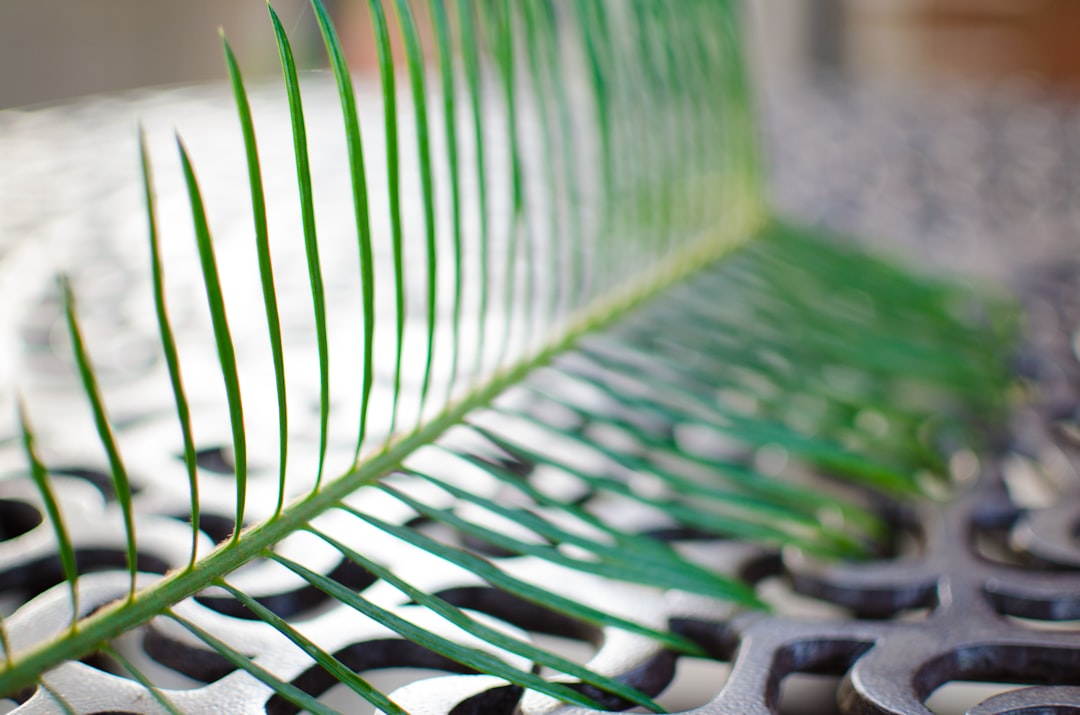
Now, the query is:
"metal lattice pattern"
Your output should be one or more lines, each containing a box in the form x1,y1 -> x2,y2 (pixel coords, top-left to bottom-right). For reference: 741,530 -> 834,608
0,80 -> 1079,714
0,252 -> 1077,714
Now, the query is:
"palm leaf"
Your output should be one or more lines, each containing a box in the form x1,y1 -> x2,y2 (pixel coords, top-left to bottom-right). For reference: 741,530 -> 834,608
0,1 -> 1013,713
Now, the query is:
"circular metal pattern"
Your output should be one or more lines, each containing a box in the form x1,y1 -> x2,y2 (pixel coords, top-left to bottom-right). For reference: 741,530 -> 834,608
2,79 -> 1080,713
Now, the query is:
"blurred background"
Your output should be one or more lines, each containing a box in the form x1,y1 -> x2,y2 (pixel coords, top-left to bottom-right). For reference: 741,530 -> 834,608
0,0 -> 400,110
747,0 -> 1080,279
5,0 -> 1080,279
0,0 -> 307,110
3,0 -> 1080,109
750,0 -> 1080,91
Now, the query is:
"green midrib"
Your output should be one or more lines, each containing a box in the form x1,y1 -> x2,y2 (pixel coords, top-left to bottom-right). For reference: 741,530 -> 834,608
0,189 -> 767,698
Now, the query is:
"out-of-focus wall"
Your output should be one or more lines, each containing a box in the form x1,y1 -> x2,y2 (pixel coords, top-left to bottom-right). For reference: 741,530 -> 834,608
844,0 -> 1080,90
0,0 -> 311,110
845,0 -> 1080,89
753,0 -> 1080,91
7,1 -> 1080,112
749,0 -> 848,83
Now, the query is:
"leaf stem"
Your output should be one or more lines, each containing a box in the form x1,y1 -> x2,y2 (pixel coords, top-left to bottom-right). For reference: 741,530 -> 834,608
0,201 -> 762,698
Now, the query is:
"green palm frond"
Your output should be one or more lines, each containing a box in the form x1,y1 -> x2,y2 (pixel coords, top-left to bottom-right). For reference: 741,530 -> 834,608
0,1 -> 1014,713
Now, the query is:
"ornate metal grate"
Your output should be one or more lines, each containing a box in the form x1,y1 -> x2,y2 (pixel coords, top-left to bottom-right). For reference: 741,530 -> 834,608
0,79 -> 1079,714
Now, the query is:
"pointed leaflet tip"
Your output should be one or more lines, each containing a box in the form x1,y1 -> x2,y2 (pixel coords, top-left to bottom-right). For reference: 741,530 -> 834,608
269,2 -> 330,490
364,0 -> 407,441
140,129 -> 200,569
16,395 -> 80,630
221,23 -> 289,515
60,276 -> 139,602
308,0 -> 376,460
426,0 -> 465,407
176,133 -> 248,542
389,0 -> 438,419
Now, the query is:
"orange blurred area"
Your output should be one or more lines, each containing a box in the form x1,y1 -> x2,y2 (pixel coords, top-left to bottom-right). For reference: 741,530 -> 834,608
4,1 -> 1080,110
845,0 -> 1080,90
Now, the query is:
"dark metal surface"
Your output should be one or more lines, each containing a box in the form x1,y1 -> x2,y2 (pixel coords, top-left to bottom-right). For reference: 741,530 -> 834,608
1,261 -> 1079,715
1,79 -> 1079,713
